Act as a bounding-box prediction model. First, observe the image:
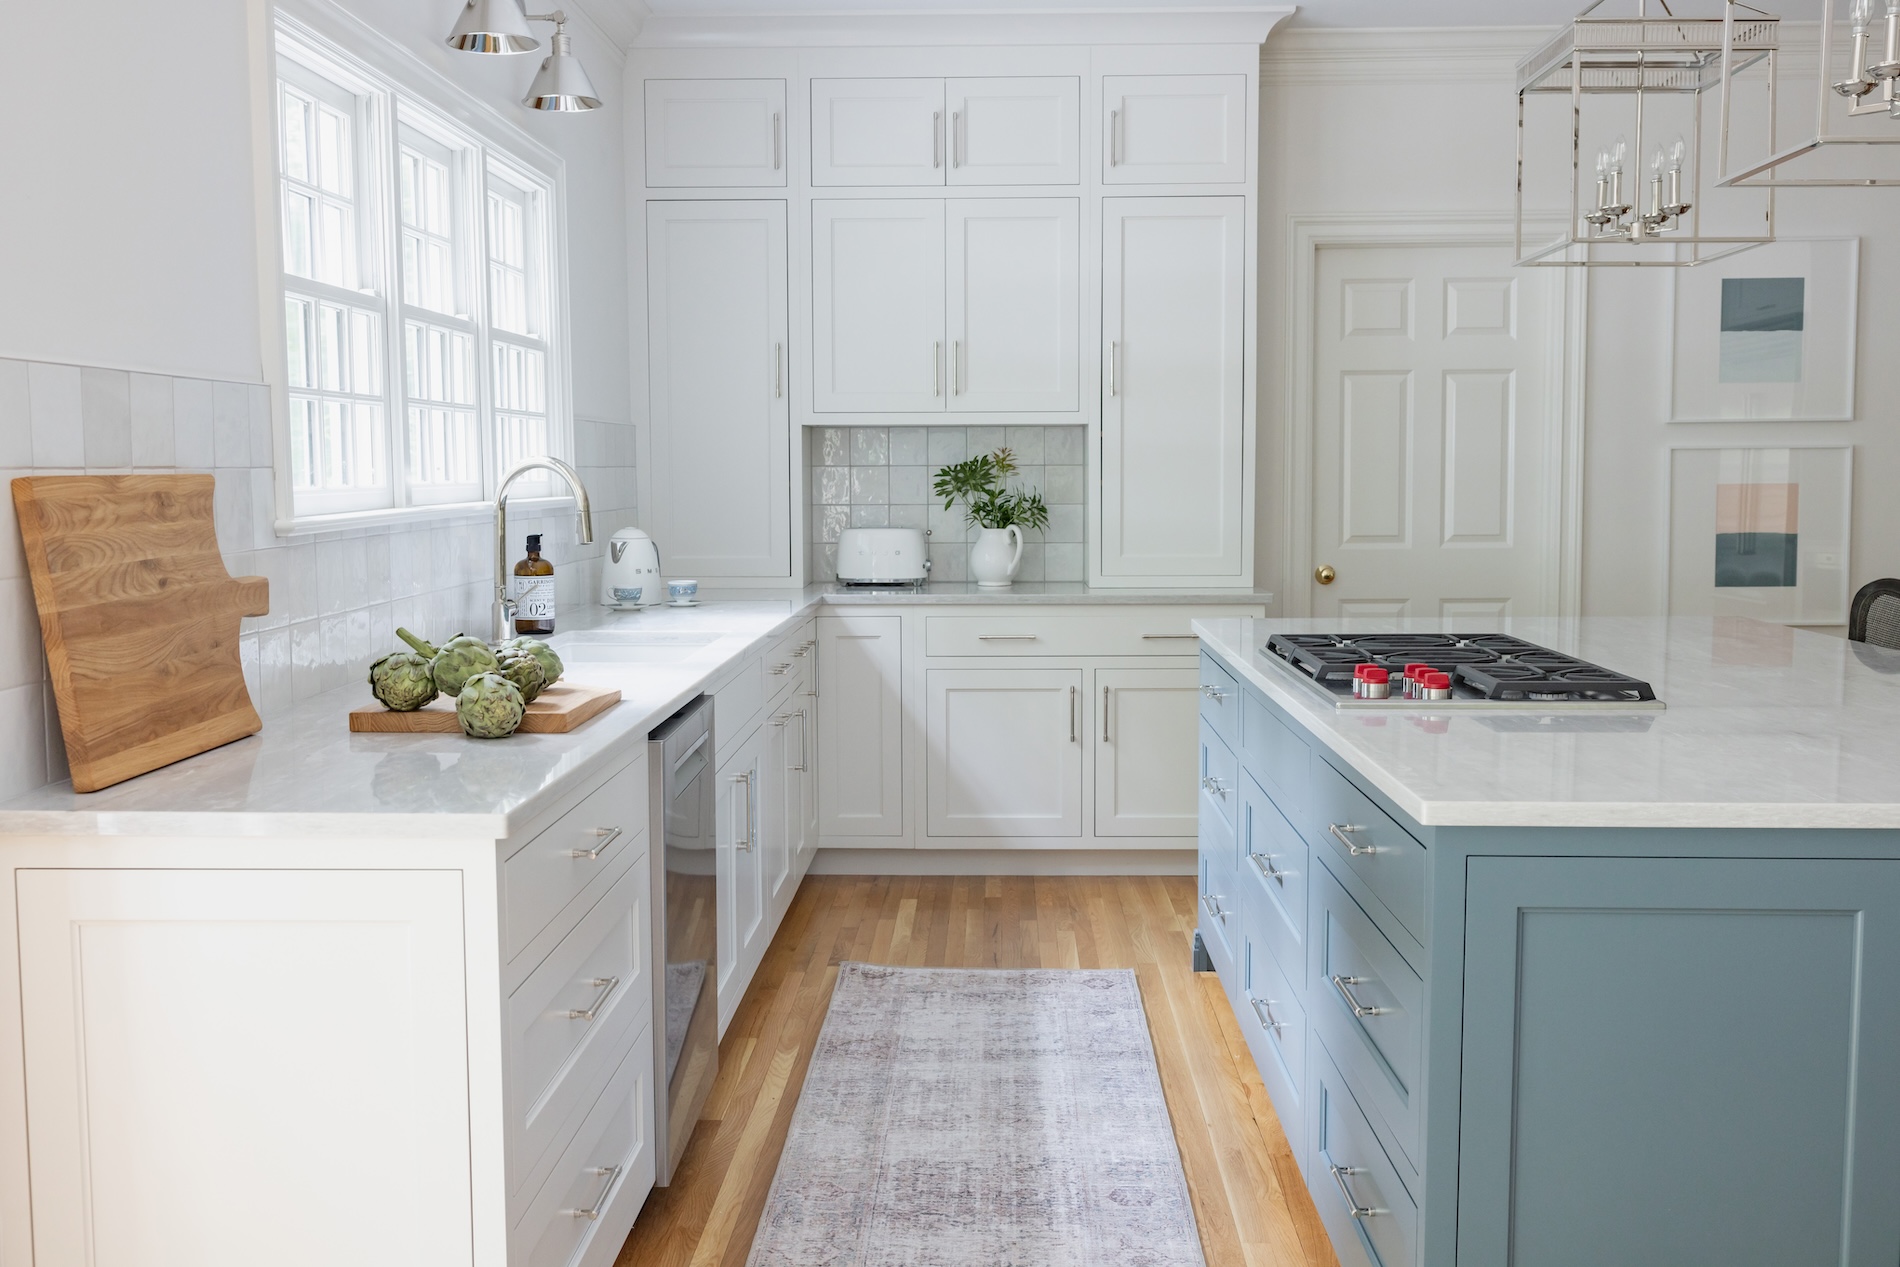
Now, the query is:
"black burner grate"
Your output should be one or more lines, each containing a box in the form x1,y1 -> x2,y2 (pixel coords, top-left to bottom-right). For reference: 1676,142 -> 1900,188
1261,632 -> 1656,704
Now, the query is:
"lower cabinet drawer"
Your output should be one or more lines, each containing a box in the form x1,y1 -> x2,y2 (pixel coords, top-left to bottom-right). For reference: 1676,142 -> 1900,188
1238,927 -> 1306,1161
507,851 -> 651,1206
1199,808 -> 1238,989
1312,861 -> 1423,1176
503,753 -> 647,969
1239,771 -> 1308,1002
512,1024 -> 656,1267
923,610 -> 1245,658
1200,721 -> 1238,833
1310,1036 -> 1419,1267
1308,757 -> 1427,951
1242,688 -> 1309,820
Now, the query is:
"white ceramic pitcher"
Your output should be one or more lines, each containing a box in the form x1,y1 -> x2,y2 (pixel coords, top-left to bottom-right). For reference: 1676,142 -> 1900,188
968,525 -> 1024,588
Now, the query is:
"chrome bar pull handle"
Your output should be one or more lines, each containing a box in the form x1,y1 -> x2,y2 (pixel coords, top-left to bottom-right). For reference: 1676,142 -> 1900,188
774,342 -> 783,398
1331,973 -> 1388,1018
1329,823 -> 1376,855
1200,683 -> 1228,700
1142,634 -> 1199,641
731,772 -> 753,852
952,340 -> 960,395
1250,851 -> 1286,886
1250,996 -> 1286,1034
1329,1163 -> 1379,1220
565,1164 -> 624,1220
951,110 -> 961,166
569,825 -> 620,860
1109,108 -> 1120,165
1102,685 -> 1111,743
792,709 -> 808,772
934,341 -> 942,396
1200,893 -> 1225,922
772,112 -> 781,169
933,110 -> 942,168
1201,775 -> 1226,797
565,976 -> 620,1021
977,634 -> 1038,641
1107,341 -> 1118,396
1069,685 -> 1078,743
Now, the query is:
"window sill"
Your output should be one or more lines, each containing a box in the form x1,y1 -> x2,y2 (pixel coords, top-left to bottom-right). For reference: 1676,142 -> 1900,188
274,494 -> 578,541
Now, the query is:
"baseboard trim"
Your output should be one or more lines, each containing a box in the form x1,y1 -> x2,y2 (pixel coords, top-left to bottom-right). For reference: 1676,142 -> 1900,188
808,848 -> 1196,877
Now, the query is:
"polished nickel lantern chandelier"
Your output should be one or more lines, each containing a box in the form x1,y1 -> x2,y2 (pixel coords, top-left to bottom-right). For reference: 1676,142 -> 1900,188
1517,0 -> 1777,266
1717,0 -> 1900,186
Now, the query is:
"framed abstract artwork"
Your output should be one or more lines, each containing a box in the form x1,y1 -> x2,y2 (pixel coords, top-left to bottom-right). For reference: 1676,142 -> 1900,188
1668,238 -> 1860,422
1667,446 -> 1853,625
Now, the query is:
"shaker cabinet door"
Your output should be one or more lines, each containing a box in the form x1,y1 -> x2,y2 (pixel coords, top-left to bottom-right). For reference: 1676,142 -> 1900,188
816,614 -> 905,838
946,198 -> 1080,413
1458,857 -> 1900,1267
646,200 -> 791,577
716,730 -> 766,1032
811,77 -> 945,186
644,78 -> 786,187
1100,196 -> 1247,581
1103,73 -> 1248,185
925,667 -> 1084,838
946,76 -> 1079,185
1092,666 -> 1198,837
811,199 -> 947,413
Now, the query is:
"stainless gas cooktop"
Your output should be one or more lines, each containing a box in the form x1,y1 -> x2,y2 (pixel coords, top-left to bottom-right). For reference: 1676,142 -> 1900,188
1259,632 -> 1665,712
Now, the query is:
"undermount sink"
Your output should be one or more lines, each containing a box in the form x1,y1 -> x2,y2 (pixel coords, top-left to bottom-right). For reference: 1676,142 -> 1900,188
552,631 -> 723,664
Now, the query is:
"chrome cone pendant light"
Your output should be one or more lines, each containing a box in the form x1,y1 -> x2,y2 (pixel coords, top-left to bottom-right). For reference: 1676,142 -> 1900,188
445,0 -> 601,112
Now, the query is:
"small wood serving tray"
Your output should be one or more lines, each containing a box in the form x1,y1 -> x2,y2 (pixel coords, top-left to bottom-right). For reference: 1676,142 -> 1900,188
349,682 -> 620,734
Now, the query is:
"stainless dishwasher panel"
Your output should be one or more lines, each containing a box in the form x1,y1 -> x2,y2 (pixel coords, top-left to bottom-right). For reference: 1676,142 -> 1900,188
647,694 -> 717,1186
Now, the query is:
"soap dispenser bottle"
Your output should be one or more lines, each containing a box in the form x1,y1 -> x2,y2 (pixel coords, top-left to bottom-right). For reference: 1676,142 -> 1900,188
512,534 -> 556,636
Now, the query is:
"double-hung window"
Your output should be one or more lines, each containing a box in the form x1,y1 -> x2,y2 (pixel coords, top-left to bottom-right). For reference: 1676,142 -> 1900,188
274,19 -> 568,522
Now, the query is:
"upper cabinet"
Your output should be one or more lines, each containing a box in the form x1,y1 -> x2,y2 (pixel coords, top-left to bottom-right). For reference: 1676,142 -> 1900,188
811,199 -> 947,412
947,199 -> 1080,412
1103,74 -> 1248,185
812,77 -> 1079,186
645,79 -> 786,187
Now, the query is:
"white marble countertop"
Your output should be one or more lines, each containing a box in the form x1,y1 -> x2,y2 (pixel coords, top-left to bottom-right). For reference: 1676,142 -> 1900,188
0,585 -> 1271,839
810,582 -> 1273,605
1193,616 -> 1900,831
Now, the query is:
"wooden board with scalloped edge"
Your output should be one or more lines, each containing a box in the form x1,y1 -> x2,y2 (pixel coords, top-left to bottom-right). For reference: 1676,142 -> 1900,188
348,681 -> 621,733
11,475 -> 272,793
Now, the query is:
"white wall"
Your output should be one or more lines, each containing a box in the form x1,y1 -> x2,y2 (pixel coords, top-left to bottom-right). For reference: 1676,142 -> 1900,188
1259,27 -> 1900,627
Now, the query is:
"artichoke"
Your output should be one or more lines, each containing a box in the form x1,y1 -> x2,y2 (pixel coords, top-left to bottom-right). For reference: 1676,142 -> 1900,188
367,650 -> 438,711
456,673 -> 525,739
494,645 -> 548,705
398,627 -> 500,697
501,636 -> 563,687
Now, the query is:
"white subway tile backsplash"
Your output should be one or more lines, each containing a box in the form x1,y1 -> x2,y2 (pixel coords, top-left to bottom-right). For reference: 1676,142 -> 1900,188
889,464 -> 930,505
1045,542 -> 1084,580
212,470 -> 253,557
212,381 -> 251,468
257,625 -> 292,715
129,372 -> 176,468
249,384 -> 273,466
1046,503 -> 1085,543
249,468 -> 278,549
1044,464 -> 1085,505
173,378 -> 216,467
817,427 -> 848,467
888,503 -> 927,530
1045,426 -> 1086,465
0,361 -> 32,467
1003,426 -> 1045,465
927,427 -> 966,467
889,427 -> 928,466
28,362 -> 84,468
850,505 -> 889,529
0,472 -> 27,582
849,426 -> 889,466
816,504 -> 849,543
0,683 -> 49,802
81,368 -> 132,470
0,579 -> 42,691
317,536 -> 369,616
965,425 -> 1007,456
850,466 -> 889,505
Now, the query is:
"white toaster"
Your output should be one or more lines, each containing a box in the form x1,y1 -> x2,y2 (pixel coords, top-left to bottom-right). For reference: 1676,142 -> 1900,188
836,527 -> 930,584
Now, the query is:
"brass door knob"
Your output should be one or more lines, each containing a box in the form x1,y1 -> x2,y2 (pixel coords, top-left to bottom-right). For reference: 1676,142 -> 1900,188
1315,565 -> 1336,585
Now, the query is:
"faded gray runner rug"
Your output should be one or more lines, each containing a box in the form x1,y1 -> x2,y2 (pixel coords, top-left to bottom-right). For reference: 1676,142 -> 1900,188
746,962 -> 1208,1267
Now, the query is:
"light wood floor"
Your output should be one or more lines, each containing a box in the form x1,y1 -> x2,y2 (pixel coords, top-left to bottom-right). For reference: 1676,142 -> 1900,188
614,875 -> 1337,1267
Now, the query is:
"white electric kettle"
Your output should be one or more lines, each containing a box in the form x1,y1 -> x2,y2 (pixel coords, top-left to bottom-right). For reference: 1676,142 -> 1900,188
600,528 -> 664,608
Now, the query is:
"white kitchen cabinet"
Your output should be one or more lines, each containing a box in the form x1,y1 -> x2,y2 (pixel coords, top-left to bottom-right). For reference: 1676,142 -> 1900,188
811,199 -> 946,412
1102,74 -> 1248,184
947,198 -> 1080,413
17,868 -> 474,1267
717,727 -> 766,1030
763,703 -> 798,914
1101,196 -> 1247,582
1093,667 -> 1200,838
817,614 -> 905,839
811,77 -> 945,186
925,667 -> 1084,839
644,78 -> 786,187
646,200 -> 791,578
947,76 -> 1079,185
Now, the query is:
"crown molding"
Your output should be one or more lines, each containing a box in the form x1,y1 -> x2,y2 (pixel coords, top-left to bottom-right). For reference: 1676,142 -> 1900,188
1263,25 -> 1546,84
631,7 -> 1294,49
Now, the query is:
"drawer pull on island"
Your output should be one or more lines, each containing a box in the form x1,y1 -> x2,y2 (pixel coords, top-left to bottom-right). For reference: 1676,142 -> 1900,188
1200,893 -> 1227,922
1329,822 -> 1376,855
568,826 -> 619,860
564,1164 -> 624,1220
1249,996 -> 1286,1034
1250,852 -> 1287,886
1201,775 -> 1227,798
565,976 -> 620,1022
1331,974 -> 1387,1018
1200,683 -> 1229,700
1328,1163 -> 1381,1219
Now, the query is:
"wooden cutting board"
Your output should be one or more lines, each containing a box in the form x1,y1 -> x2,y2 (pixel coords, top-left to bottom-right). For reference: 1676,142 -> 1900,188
349,681 -> 621,734
12,475 -> 271,793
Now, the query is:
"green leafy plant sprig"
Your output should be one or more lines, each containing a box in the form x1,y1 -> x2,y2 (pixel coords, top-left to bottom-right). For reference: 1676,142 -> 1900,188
932,447 -> 1050,533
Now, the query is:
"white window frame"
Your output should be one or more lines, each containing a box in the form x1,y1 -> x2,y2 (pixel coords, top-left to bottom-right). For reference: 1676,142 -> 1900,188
263,8 -> 574,533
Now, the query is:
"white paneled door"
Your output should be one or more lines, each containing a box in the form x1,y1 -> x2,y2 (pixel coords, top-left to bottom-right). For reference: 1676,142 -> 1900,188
1093,667 -> 1199,837
1310,244 -> 1558,619
646,200 -> 790,577
948,198 -> 1080,412
1101,196 -> 1247,581
926,668 -> 1084,838
812,199 -> 947,412
816,614 -> 905,838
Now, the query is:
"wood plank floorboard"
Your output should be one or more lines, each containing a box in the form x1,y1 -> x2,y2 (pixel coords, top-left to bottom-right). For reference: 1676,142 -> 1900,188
613,874 -> 1338,1267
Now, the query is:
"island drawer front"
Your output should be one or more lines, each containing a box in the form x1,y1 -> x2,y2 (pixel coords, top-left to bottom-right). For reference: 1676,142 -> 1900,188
1308,757 -> 1427,949
512,1026 -> 655,1267
507,855 -> 651,1207
503,752 -> 648,968
1310,1035 -> 1419,1267
925,611 -> 1248,659
1242,687 -> 1308,821
1239,771 -> 1308,1001
1200,720 -> 1239,834
1239,925 -> 1307,1152
1198,812 -> 1239,989
1313,862 -> 1423,1177
1198,652 -> 1242,749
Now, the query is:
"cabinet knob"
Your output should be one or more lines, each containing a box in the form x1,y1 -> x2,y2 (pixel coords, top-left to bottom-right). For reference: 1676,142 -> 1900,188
1315,564 -> 1336,585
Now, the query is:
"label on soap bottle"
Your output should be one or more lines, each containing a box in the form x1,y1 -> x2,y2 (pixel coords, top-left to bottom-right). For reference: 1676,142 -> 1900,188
512,575 -> 556,622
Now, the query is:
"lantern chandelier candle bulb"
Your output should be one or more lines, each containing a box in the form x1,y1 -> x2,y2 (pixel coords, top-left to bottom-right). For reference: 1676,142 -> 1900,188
445,0 -> 601,112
